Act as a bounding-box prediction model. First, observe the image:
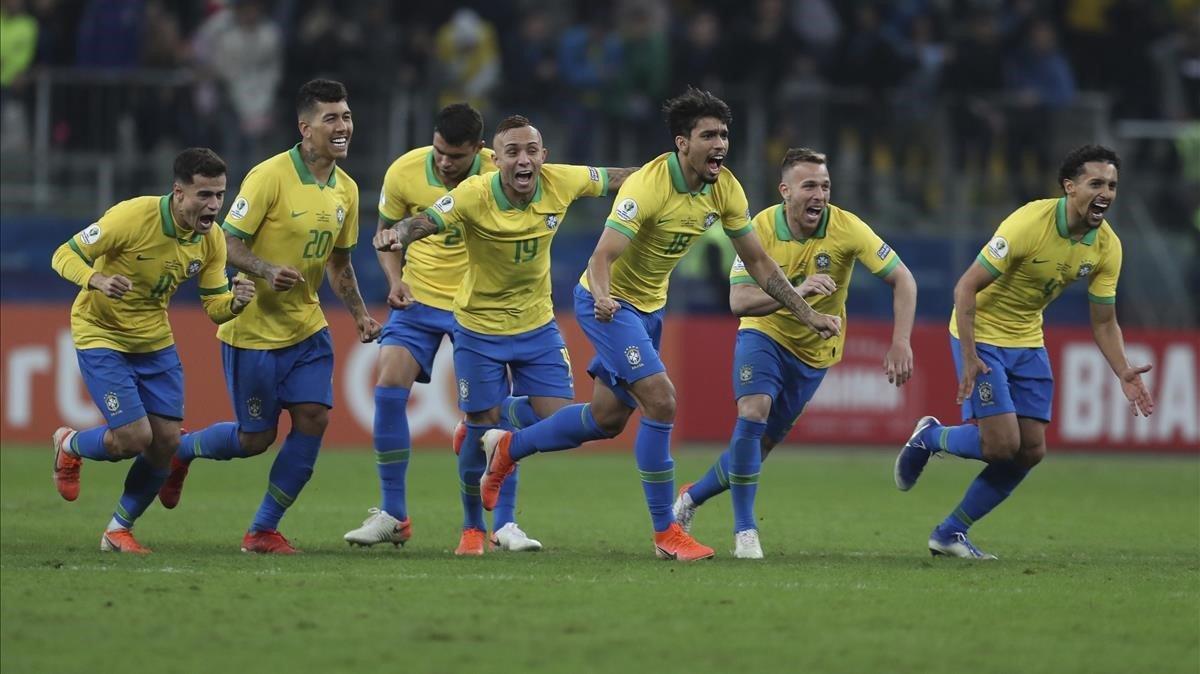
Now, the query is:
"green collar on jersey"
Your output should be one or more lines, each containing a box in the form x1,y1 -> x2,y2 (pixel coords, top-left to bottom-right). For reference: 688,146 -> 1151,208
1055,197 -> 1098,245
667,152 -> 713,196
159,194 -> 202,243
774,202 -> 829,241
491,171 -> 543,211
289,143 -> 337,189
426,149 -> 483,188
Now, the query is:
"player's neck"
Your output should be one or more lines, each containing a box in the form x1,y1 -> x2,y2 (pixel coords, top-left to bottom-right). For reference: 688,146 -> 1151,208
1064,203 -> 1091,240
169,197 -> 194,236
300,140 -> 336,184
500,178 -> 533,208
677,152 -> 705,193
784,205 -> 817,239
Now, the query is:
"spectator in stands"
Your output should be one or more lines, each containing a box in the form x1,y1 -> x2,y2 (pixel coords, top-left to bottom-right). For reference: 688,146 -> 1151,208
889,12 -> 947,213
499,8 -> 560,129
942,10 -> 1007,204
557,6 -> 620,162
433,9 -> 500,120
610,3 -> 668,164
669,10 -> 724,95
0,0 -> 38,152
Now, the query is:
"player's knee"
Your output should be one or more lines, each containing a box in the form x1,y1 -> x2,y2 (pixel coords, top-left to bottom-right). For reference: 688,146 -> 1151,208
637,380 -> 677,422
292,406 -> 330,436
110,421 -> 153,458
981,434 -> 1020,462
1017,442 -> 1046,469
591,404 -> 631,437
735,395 -> 771,424
239,430 -> 275,456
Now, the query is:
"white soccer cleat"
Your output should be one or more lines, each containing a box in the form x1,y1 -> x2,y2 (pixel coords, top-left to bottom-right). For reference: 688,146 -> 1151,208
928,527 -> 997,560
733,529 -> 764,559
672,483 -> 698,533
490,522 -> 542,552
343,507 -> 412,547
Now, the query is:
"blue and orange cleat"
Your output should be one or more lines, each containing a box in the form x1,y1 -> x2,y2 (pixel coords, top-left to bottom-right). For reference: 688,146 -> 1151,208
894,415 -> 940,491
101,528 -> 151,554
52,426 -> 82,502
479,429 -> 516,512
653,523 -> 715,562
454,527 -> 486,556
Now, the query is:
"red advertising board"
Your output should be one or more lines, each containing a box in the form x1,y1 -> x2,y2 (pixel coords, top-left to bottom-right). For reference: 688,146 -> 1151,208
2,304 -> 1196,452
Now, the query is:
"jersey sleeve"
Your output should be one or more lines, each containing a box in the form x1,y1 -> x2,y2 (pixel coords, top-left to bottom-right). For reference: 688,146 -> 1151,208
729,213 -> 772,286
197,231 -> 238,323
1087,233 -> 1122,304
334,185 -> 360,252
976,209 -> 1030,278
423,179 -> 479,234
849,215 -> 902,278
222,166 -> 278,241
567,164 -> 609,198
604,171 -> 658,240
50,205 -> 134,288
377,161 -> 412,225
719,177 -> 753,238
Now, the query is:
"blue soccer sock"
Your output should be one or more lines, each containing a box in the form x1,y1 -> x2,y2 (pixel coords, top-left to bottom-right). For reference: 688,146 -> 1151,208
687,452 -> 731,506
178,422 -> 246,462
492,464 -> 520,531
940,461 -> 1031,534
71,425 -> 115,461
249,429 -> 321,533
729,417 -> 766,533
921,422 -> 984,461
508,403 -> 608,461
373,386 -> 411,521
499,396 -> 540,431
635,418 -> 676,532
458,422 -> 491,531
110,454 -> 169,529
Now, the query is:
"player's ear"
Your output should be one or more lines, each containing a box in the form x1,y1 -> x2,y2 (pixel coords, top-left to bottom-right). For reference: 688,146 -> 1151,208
674,134 -> 687,154
540,146 -> 549,162
779,182 -> 789,200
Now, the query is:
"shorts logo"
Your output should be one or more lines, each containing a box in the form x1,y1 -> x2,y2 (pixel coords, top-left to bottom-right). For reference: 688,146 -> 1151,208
230,196 -> 249,220
624,346 -> 643,368
434,195 -> 455,214
247,397 -> 263,420
986,236 -> 1009,260
703,212 -> 719,230
186,259 -> 201,277
545,214 -> 559,230
739,365 -> 753,383
588,167 -> 600,182
336,204 -> 346,225
815,252 -> 832,272
103,391 -> 120,413
876,243 -> 892,260
457,378 -> 470,401
1077,262 -> 1094,278
615,198 -> 638,222
79,223 -> 102,244
977,381 -> 994,406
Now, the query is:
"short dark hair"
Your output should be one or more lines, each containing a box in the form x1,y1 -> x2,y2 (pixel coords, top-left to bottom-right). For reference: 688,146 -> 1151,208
173,147 -> 226,184
435,103 -> 484,146
494,114 -> 534,137
1058,144 -> 1120,190
297,79 -> 348,118
781,148 -> 827,174
663,87 -> 732,140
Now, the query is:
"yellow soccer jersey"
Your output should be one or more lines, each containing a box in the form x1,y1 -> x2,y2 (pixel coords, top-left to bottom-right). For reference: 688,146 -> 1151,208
378,146 -> 497,310
219,144 -> 359,349
730,203 -> 901,368
424,163 -> 609,335
580,152 -> 753,312
50,195 -> 238,353
951,197 -> 1122,348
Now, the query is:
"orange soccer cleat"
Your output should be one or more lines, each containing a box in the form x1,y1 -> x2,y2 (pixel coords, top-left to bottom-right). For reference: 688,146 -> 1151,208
241,529 -> 298,554
454,527 -> 486,556
100,528 -> 152,554
479,430 -> 516,511
157,455 -> 191,509
451,420 -> 466,456
653,523 -> 715,562
52,426 -> 82,502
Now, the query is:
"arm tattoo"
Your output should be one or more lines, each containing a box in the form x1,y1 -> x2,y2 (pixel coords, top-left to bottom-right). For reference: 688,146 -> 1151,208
226,236 -> 271,279
334,262 -> 366,319
760,270 -> 815,321
604,167 -> 638,191
393,214 -> 440,248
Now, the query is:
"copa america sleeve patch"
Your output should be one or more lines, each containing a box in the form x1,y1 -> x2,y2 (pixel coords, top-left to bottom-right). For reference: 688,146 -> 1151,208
986,236 -> 1009,259
615,198 -> 638,222
229,196 -> 249,220
876,242 -> 892,260
433,195 -> 455,213
588,167 -> 600,182
78,223 -> 101,244
730,256 -> 746,273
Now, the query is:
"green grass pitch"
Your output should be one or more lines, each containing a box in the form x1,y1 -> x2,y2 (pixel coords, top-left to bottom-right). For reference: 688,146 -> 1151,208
2,444 -> 1197,674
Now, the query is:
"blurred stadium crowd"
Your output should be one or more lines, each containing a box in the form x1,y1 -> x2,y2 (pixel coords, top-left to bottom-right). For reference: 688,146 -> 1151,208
1,0 -> 1197,325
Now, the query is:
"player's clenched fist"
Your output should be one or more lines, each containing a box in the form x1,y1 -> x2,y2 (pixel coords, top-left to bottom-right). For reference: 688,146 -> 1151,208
594,296 -> 620,322
231,277 -> 256,313
87,272 -> 133,299
373,228 -> 403,252
265,264 -> 304,292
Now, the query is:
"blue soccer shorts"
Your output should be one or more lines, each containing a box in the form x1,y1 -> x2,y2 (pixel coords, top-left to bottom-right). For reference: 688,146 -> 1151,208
76,345 -> 185,427
574,283 -> 666,409
379,302 -> 456,384
451,320 -> 574,413
950,335 -> 1053,422
733,329 -> 828,444
221,328 -> 335,433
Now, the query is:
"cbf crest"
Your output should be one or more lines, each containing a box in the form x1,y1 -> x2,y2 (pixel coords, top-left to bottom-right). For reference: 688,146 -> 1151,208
336,204 -> 346,226
739,365 -> 753,383
103,391 -> 120,413
186,259 -> 202,277
247,396 -> 263,420
703,212 -> 719,230
977,381 -> 994,406
815,252 -> 832,272
1077,262 -> 1094,278
457,378 -> 470,401
625,346 -> 643,368
545,214 -> 559,230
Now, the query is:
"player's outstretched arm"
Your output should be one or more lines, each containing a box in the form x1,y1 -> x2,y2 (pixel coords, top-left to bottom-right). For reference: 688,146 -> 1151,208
1089,302 -> 1155,417
51,225 -> 132,298
730,273 -> 837,317
881,263 -> 917,386
326,249 -> 381,343
953,262 -> 997,404
586,227 -> 633,322
225,233 -> 304,292
730,231 -> 840,339
602,167 -> 638,193
374,213 -> 439,252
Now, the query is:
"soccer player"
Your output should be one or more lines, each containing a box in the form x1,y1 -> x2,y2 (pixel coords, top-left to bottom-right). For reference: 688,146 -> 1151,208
672,148 -> 918,558
894,144 -> 1155,559
373,114 -> 634,555
342,103 -> 542,552
159,79 -> 381,554
473,88 -> 843,562
49,147 -> 255,553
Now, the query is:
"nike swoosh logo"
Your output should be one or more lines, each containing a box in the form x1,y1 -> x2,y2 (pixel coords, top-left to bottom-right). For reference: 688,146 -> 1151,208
1031,258 -> 1049,264
291,210 -> 308,218
657,218 -> 672,224
136,254 -> 154,260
